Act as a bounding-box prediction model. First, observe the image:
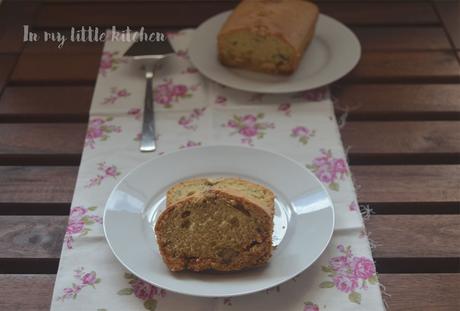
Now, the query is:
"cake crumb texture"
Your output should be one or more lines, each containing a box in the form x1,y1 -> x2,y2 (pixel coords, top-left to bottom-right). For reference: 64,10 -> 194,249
155,178 -> 275,272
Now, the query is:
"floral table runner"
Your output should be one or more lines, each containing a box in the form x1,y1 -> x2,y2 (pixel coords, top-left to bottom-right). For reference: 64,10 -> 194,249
50,30 -> 385,311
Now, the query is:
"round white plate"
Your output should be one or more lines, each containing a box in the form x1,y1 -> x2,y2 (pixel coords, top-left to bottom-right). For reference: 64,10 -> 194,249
104,146 -> 334,297
189,11 -> 361,93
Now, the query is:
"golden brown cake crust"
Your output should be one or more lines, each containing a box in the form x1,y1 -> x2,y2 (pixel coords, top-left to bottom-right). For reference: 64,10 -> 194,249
155,179 -> 275,272
166,177 -> 275,217
217,0 -> 319,74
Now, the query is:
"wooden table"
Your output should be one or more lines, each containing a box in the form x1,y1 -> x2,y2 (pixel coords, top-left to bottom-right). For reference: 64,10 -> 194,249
0,1 -> 459,310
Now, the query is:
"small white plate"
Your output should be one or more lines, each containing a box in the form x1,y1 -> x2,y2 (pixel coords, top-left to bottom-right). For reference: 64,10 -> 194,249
189,11 -> 361,93
104,146 -> 334,297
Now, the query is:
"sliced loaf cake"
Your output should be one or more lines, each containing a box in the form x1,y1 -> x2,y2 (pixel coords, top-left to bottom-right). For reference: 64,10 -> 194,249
155,178 -> 275,272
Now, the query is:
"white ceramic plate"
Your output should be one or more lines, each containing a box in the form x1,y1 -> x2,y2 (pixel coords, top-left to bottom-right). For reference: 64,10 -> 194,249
189,11 -> 361,93
104,146 -> 334,297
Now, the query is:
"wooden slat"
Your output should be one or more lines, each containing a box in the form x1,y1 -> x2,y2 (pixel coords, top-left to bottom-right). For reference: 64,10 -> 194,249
342,121 -> 460,158
34,2 -> 439,28
0,123 -> 86,156
0,216 -> 67,259
11,51 -> 460,84
0,2 -> 40,53
0,165 -> 457,206
370,215 -> 460,258
0,55 -> 17,93
10,40 -> 102,83
0,86 -> 92,121
0,214 -> 457,260
0,121 -> 458,164
0,166 -> 78,204
11,53 -> 99,83
20,36 -> 103,54
379,274 -> 460,311
2,84 -> 459,122
0,275 -> 55,311
354,165 -> 460,203
353,26 -> 451,51
348,51 -> 460,82
34,2 -> 234,27
319,2 -> 439,25
435,1 -> 460,50
1,274 -> 458,311
335,84 -> 460,120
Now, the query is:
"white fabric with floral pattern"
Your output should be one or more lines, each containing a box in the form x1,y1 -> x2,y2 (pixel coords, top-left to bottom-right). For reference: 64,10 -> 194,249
50,30 -> 385,311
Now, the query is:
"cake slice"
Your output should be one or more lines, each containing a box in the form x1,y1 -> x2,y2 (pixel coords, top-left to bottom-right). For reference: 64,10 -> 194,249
155,178 -> 275,272
217,0 -> 319,75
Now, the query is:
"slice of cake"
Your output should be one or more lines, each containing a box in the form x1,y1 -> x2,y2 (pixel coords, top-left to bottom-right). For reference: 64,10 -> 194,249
217,0 -> 319,75
155,178 -> 275,272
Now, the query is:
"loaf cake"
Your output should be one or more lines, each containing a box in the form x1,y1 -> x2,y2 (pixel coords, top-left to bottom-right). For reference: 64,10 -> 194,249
155,178 -> 275,272
217,0 -> 319,75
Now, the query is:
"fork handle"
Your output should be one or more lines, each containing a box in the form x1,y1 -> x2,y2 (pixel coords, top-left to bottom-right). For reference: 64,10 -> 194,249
140,72 -> 156,152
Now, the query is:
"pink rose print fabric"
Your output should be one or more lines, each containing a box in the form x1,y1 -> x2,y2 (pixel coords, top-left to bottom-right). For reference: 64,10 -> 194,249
176,49 -> 189,59
222,113 -> 275,146
181,66 -> 199,74
304,301 -> 320,311
291,126 -> 316,145
99,51 -> 127,76
307,149 -> 349,191
85,117 -> 122,149
180,140 -> 202,149
293,87 -> 327,102
101,87 -> 130,105
118,273 -> 166,311
178,107 -> 206,130
85,162 -> 121,188
349,201 -> 359,212
278,102 -> 291,116
320,245 -> 378,304
64,206 -> 102,249
215,95 -> 227,106
128,108 -> 142,120
154,79 -> 193,108
57,267 -> 101,301
166,31 -> 183,39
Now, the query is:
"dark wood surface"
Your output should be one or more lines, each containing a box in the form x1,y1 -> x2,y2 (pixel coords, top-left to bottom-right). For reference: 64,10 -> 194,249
0,1 -> 459,310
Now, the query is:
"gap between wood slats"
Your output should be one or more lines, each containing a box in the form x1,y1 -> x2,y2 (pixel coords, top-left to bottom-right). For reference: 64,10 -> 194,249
0,155 -> 458,166
2,154 -> 459,166
359,202 -> 460,215
0,203 -> 70,216
1,202 -> 458,216
2,258 -> 458,274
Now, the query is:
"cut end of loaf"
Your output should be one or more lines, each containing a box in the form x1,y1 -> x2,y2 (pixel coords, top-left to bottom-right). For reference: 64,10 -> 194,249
155,179 -> 275,272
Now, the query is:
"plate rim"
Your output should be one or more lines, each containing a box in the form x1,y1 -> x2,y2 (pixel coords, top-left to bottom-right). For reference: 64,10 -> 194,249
103,145 -> 335,297
189,11 -> 361,94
